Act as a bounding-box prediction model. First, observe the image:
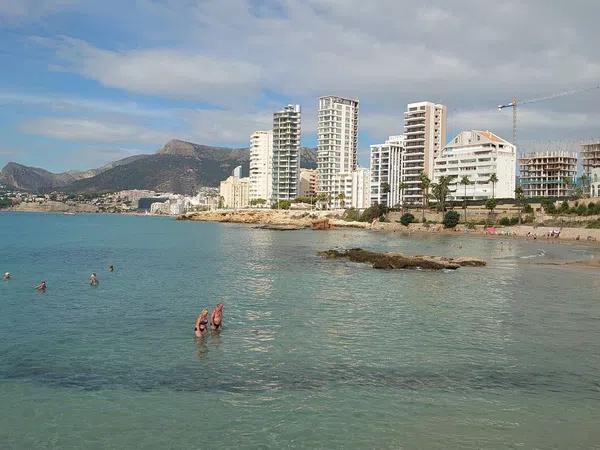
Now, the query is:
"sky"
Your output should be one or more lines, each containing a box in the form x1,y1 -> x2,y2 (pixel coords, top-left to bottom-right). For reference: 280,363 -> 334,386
1,0 -> 599,172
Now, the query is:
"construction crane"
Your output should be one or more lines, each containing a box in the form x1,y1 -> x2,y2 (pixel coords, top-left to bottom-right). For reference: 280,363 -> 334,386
497,84 -> 600,147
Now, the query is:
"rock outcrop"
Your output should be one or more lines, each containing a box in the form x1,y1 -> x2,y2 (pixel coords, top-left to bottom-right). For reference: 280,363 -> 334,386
318,248 -> 486,270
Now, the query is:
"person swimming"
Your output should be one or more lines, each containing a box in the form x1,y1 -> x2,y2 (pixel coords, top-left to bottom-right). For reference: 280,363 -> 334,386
3,272 -> 11,280
36,281 -> 47,291
108,265 -> 114,272
90,273 -> 99,286
211,303 -> 224,331
194,309 -> 209,337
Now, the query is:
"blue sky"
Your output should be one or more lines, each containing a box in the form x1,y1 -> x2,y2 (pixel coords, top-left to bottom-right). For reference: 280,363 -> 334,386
1,0 -> 599,172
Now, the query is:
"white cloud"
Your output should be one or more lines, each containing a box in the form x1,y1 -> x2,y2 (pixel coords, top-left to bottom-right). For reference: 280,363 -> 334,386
39,36 -> 262,106
21,117 -> 172,144
0,0 -> 76,22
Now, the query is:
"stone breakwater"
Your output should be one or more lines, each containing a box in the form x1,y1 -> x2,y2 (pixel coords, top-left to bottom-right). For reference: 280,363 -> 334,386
318,248 -> 486,270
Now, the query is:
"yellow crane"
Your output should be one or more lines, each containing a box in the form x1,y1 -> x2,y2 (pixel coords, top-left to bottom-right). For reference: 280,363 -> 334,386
497,84 -> 600,147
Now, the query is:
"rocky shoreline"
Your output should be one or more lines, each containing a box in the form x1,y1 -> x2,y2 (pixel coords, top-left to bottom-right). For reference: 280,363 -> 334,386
318,248 -> 486,270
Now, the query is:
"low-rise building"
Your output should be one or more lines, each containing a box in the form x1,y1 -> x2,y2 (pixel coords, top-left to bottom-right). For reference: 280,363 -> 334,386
220,176 -> 250,209
519,151 -> 578,198
434,130 -> 516,200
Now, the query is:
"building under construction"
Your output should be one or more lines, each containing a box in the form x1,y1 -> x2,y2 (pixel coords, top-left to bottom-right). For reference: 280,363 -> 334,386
581,141 -> 600,175
519,151 -> 578,198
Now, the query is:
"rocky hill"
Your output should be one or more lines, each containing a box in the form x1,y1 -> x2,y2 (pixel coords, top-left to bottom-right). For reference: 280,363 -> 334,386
1,139 -> 318,195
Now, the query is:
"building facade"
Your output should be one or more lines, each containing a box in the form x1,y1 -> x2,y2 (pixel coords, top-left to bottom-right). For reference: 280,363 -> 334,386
220,176 -> 250,209
434,130 -> 516,200
249,130 -> 273,203
370,135 -> 406,207
403,101 -> 447,204
590,167 -> 600,198
519,151 -> 578,198
272,105 -> 301,202
581,141 -> 600,176
317,96 -> 359,201
350,168 -> 371,209
299,168 -> 318,198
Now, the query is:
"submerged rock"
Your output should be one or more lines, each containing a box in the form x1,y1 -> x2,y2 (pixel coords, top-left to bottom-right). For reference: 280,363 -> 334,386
318,248 -> 486,270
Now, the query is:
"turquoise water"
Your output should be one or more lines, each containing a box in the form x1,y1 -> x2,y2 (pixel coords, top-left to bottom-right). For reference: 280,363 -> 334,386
1,212 -> 599,449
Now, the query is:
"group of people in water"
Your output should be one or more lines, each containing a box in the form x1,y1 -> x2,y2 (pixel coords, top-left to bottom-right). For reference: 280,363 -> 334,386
2,266 -> 116,291
195,303 -> 223,337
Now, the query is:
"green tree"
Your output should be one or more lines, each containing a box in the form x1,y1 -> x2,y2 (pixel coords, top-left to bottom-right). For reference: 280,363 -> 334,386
514,186 -> 526,224
488,173 -> 499,198
459,175 -> 471,222
443,210 -> 460,228
250,198 -> 266,206
316,192 -> 328,210
485,198 -> 497,224
430,175 -> 455,212
337,192 -> 346,209
399,212 -> 415,226
397,182 -> 408,212
419,172 -> 431,222
381,182 -> 391,207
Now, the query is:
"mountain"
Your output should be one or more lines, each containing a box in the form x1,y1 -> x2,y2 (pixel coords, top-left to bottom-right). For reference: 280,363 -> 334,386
1,139 -> 318,195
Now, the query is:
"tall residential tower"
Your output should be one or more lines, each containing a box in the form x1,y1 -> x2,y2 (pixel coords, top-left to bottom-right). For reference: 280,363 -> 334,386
272,105 -> 301,202
249,130 -> 273,203
403,101 -> 447,204
317,96 -> 359,199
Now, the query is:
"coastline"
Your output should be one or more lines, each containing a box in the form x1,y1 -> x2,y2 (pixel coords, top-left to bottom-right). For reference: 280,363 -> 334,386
178,209 -> 600,245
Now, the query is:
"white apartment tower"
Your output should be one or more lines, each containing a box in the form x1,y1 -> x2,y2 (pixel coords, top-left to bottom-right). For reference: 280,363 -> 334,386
272,105 -> 301,202
434,130 -> 516,200
249,130 -> 273,203
403,101 -> 447,204
317,96 -> 359,198
370,135 -> 406,207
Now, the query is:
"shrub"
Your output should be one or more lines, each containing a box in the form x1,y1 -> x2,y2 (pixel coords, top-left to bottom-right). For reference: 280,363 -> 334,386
558,201 -> 570,214
443,210 -> 460,228
510,217 -> 519,225
465,221 -> 476,229
576,204 -> 587,216
540,198 -> 556,214
399,213 -> 415,226
271,200 -> 291,210
499,217 -> 511,226
523,204 -> 533,214
359,204 -> 388,222
587,202 -> 599,216
342,208 -> 360,222
586,219 -> 600,229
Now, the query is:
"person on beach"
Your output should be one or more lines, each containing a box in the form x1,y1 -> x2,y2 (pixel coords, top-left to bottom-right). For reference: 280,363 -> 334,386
195,309 -> 209,337
108,265 -> 115,272
211,303 -> 224,331
3,272 -> 11,280
90,273 -> 99,286
36,281 -> 47,291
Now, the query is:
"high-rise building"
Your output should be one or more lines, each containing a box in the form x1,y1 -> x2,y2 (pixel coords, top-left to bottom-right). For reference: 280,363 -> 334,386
232,165 -> 242,178
249,130 -> 273,203
317,96 -> 359,200
434,130 -> 516,200
519,151 -> 577,198
581,141 -> 600,176
370,135 -> 406,207
220,176 -> 250,209
350,168 -> 371,209
403,101 -> 447,204
272,105 -> 301,202
299,168 -> 318,198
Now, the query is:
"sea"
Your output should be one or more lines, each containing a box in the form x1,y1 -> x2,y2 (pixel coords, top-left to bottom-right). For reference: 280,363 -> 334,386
1,212 -> 599,449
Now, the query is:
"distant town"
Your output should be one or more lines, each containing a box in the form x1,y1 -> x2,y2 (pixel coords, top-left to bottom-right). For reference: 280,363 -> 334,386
2,96 -> 600,218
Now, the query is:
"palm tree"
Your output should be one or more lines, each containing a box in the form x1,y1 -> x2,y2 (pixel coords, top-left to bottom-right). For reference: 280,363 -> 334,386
381,182 -> 391,208
514,186 -> 525,224
430,175 -> 455,212
316,192 -> 328,210
489,173 -> 499,199
419,172 -> 431,222
398,182 -> 408,213
337,192 -> 346,209
459,175 -> 471,222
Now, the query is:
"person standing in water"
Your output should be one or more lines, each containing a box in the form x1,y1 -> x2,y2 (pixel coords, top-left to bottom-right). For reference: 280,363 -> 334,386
3,272 -> 11,280
194,309 -> 209,337
89,273 -> 99,286
210,303 -> 224,331
36,281 -> 47,291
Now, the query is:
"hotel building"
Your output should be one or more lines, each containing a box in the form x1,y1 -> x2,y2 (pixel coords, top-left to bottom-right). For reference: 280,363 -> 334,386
433,130 -> 516,200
